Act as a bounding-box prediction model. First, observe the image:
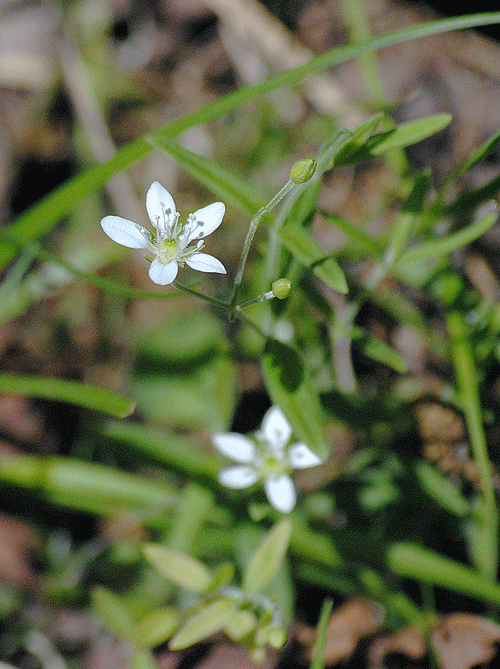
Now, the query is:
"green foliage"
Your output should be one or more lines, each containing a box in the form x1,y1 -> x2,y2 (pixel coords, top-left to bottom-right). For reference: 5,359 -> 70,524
0,372 -> 135,418
4,7 -> 500,667
140,520 -> 290,658
261,338 -> 330,462
243,518 -> 292,593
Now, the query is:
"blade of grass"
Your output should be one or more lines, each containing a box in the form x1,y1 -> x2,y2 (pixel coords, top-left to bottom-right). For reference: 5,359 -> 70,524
310,598 -> 334,669
388,542 -> 500,606
0,372 -> 135,418
447,311 -> 498,579
396,210 -> 498,265
150,137 -> 266,215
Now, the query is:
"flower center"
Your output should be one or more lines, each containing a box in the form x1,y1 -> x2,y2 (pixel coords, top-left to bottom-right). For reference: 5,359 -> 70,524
158,239 -> 179,263
258,447 -> 286,478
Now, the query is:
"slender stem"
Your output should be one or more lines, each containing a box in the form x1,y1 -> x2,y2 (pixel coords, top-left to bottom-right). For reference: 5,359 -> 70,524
339,0 -> 385,107
447,310 -> 498,579
172,281 -> 230,310
0,230 -> 183,302
229,180 -> 295,315
236,291 -> 274,311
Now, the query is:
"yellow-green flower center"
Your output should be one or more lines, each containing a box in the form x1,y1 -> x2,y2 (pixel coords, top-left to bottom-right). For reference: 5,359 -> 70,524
159,239 -> 178,263
260,453 -> 286,478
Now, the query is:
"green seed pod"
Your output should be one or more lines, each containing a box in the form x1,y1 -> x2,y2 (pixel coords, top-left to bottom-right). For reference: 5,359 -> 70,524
272,279 -> 292,300
289,159 -> 317,184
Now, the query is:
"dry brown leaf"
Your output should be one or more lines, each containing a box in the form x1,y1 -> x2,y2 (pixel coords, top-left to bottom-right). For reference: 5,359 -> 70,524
0,512 -> 39,588
297,598 -> 382,665
431,613 -> 500,669
368,626 -> 426,669
415,401 -> 465,443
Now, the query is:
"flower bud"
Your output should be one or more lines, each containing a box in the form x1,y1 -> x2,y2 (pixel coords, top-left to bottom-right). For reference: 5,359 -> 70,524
272,279 -> 291,300
268,626 -> 287,649
289,159 -> 316,184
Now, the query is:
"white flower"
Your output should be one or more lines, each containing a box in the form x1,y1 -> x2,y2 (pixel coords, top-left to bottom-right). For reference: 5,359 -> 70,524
100,181 -> 226,285
212,406 -> 322,513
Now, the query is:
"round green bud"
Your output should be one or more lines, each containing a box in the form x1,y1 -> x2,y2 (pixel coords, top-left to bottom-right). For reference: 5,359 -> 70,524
272,279 -> 291,300
289,159 -> 317,184
268,626 -> 287,649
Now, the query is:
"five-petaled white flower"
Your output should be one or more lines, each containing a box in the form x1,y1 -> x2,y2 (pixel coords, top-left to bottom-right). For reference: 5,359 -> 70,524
100,181 -> 227,285
212,406 -> 322,513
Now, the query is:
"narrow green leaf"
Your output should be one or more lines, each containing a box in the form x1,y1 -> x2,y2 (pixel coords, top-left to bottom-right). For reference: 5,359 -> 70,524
415,461 -> 470,517
295,563 -> 356,596
103,421 -> 220,481
262,338 -> 330,462
322,113 -> 385,168
310,599 -> 334,669
142,545 -> 212,593
208,563 -> 235,593
345,112 -> 386,148
450,127 -> 500,180
317,129 -> 354,171
466,496 -> 499,581
0,372 -> 135,418
243,518 -> 292,594
351,327 -> 407,373
358,568 -> 424,626
135,607 -> 180,648
384,171 -> 432,266
368,113 -> 453,156
168,482 -> 215,557
447,172 -> 500,214
0,454 -> 176,515
150,136 -> 266,215
387,542 -> 500,606
396,210 -> 498,265
169,598 -> 235,650
92,587 -> 135,641
279,226 -> 348,294
447,310 -> 498,580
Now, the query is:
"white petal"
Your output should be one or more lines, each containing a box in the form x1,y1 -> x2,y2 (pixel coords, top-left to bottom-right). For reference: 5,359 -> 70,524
186,252 -> 226,274
212,433 -> 255,463
146,182 -> 177,229
289,443 -> 322,469
101,216 -> 154,251
264,475 -> 296,513
186,202 -> 225,241
261,406 -> 292,451
218,466 -> 259,489
148,258 -> 178,285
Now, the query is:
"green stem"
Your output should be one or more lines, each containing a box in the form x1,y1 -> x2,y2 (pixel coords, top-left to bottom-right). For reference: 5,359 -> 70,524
236,291 -> 274,310
172,281 -> 230,310
229,180 -> 295,316
447,310 -> 498,578
0,230 -> 183,301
